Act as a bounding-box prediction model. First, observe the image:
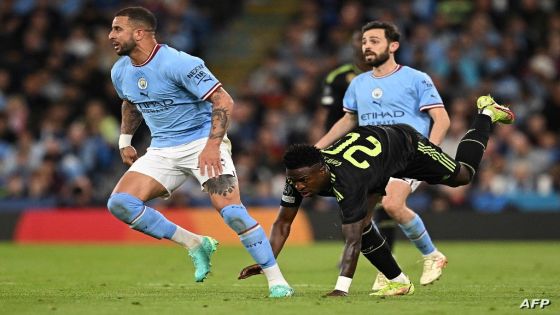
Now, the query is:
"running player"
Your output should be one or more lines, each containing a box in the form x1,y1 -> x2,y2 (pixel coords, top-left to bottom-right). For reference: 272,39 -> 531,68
107,6 -> 293,297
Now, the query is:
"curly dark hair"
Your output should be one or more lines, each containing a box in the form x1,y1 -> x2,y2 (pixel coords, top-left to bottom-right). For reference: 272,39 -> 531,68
283,144 -> 323,170
362,20 -> 400,43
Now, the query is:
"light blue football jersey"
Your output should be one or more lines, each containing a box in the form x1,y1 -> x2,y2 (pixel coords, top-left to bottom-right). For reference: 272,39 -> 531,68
343,65 -> 443,137
111,44 -> 222,148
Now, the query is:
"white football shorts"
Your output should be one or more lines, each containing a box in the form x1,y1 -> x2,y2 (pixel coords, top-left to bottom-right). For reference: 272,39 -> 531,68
388,177 -> 422,193
128,136 -> 236,197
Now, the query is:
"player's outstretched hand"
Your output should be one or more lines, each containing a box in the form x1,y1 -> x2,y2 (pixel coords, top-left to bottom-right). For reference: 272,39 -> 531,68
238,264 -> 263,279
325,290 -> 348,297
198,144 -> 223,178
120,146 -> 138,166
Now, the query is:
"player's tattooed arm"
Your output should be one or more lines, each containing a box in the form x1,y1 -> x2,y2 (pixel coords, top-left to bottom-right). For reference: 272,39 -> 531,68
198,87 -> 233,177
208,87 -> 233,141
119,100 -> 143,166
121,100 -> 143,134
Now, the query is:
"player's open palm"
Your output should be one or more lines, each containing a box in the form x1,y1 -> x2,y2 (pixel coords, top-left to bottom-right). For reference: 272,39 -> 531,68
238,264 -> 263,279
120,146 -> 138,166
198,144 -> 223,178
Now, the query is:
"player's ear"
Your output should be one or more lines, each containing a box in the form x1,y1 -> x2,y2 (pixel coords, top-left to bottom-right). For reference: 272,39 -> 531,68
134,29 -> 143,41
389,41 -> 399,54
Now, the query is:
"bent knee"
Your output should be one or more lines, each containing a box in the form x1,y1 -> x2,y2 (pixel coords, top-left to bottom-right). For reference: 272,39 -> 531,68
447,168 -> 473,187
107,193 -> 143,223
381,197 -> 405,213
205,175 -> 241,209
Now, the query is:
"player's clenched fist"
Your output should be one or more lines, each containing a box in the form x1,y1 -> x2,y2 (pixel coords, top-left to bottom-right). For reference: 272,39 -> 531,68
120,146 -> 138,166
238,264 -> 263,279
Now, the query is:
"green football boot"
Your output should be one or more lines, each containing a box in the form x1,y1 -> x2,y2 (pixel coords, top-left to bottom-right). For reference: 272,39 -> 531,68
269,284 -> 295,298
476,95 -> 515,124
369,281 -> 415,296
188,236 -> 218,282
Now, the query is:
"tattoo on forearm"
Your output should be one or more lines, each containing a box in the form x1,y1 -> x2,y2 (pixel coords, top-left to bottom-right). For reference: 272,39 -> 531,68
209,88 -> 232,140
204,175 -> 237,196
210,108 -> 228,139
121,101 -> 143,134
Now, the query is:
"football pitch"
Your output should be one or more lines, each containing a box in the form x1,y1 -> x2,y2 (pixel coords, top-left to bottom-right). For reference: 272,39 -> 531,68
1,241 -> 558,315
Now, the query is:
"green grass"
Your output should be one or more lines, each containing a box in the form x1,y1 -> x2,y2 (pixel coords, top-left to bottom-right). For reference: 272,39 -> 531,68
1,241 -> 559,315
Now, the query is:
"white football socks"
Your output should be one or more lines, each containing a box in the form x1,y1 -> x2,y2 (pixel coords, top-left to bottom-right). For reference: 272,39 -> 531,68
170,226 -> 203,249
482,108 -> 495,119
262,263 -> 289,287
389,272 -> 410,284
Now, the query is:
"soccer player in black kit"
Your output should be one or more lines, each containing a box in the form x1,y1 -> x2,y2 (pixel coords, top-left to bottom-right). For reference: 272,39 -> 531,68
239,95 -> 514,296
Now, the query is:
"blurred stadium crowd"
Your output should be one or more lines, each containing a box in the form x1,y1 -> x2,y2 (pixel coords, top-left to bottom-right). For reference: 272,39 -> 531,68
0,0 -> 559,213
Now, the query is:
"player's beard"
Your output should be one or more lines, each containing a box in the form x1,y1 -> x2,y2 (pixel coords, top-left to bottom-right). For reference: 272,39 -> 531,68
116,39 -> 136,56
364,46 -> 390,68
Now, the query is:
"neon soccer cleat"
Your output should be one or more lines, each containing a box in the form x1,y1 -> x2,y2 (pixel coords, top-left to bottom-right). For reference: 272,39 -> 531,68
188,236 -> 219,282
476,95 -> 515,124
370,281 -> 415,296
372,272 -> 389,291
420,251 -> 448,285
269,284 -> 295,298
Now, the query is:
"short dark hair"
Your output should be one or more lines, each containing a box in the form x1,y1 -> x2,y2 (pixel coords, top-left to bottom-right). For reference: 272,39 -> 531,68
283,144 -> 323,170
361,21 -> 400,42
115,7 -> 157,32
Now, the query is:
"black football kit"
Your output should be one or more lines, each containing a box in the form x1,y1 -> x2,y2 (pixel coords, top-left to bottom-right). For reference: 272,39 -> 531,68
281,124 -> 461,224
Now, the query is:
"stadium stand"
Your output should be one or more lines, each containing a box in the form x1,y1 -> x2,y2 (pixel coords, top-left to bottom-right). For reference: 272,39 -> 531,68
0,0 -> 558,213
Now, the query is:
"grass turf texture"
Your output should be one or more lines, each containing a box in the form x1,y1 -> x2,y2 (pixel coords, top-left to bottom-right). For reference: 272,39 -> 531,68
1,241 -> 559,315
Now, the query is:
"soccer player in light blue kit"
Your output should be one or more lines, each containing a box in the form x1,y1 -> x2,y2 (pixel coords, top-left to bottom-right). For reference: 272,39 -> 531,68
107,7 -> 293,297
316,21 -> 450,291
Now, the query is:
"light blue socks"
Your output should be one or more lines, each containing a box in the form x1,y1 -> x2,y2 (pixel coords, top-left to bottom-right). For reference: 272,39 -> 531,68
107,192 -> 177,239
221,205 -> 276,268
399,214 -> 435,255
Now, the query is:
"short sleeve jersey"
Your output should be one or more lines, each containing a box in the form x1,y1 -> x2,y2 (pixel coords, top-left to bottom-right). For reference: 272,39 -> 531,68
281,125 -> 416,224
111,44 -> 222,148
343,65 -> 443,137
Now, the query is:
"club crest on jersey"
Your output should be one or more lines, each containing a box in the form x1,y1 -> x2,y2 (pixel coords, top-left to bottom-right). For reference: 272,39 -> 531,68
137,77 -> 148,90
372,88 -> 383,99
